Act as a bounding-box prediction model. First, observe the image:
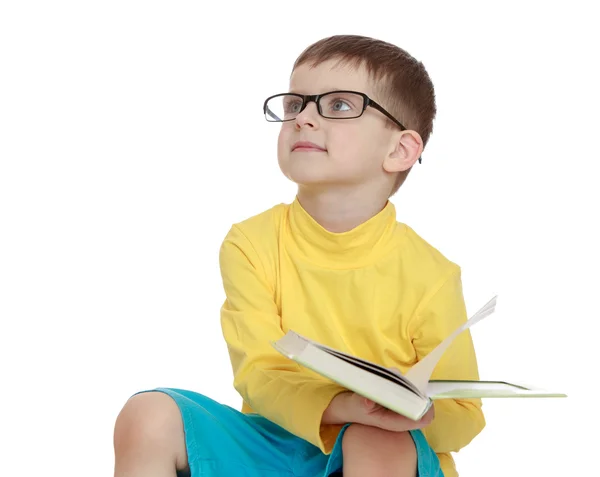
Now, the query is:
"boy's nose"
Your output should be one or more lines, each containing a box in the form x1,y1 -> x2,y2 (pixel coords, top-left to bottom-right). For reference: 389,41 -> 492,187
295,101 -> 320,129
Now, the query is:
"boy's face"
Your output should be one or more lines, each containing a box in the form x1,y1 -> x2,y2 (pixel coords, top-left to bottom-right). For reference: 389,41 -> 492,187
277,59 -> 400,191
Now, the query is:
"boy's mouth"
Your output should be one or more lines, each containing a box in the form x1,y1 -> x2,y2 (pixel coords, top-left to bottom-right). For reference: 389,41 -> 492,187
292,141 -> 326,152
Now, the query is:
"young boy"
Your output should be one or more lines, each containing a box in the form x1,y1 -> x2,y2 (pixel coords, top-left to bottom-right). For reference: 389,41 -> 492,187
114,34 -> 485,477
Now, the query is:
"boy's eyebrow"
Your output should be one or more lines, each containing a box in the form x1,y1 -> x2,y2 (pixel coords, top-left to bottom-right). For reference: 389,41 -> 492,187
288,87 -> 347,94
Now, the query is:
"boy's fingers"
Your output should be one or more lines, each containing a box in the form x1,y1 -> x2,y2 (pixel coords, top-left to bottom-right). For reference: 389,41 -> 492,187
417,406 -> 435,426
362,397 -> 376,410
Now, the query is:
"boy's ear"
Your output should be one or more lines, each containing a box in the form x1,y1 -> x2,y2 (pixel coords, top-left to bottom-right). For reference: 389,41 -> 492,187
383,130 -> 423,173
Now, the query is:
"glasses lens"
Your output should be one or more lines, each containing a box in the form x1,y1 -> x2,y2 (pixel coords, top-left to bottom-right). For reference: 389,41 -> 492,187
319,92 -> 364,119
265,94 -> 303,122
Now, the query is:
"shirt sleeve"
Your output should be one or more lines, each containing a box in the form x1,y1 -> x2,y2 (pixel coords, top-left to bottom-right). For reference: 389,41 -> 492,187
219,225 -> 347,453
408,266 -> 486,453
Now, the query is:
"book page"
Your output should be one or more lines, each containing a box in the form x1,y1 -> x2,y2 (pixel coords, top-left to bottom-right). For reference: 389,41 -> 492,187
317,345 -> 424,396
427,380 -> 567,399
273,332 -> 423,396
404,296 -> 497,394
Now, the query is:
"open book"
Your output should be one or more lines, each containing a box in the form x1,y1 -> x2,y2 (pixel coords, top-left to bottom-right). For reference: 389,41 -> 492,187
271,296 -> 566,421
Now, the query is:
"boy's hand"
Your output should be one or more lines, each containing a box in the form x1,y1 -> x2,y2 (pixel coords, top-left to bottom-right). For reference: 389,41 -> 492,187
356,394 -> 435,432
322,391 -> 434,432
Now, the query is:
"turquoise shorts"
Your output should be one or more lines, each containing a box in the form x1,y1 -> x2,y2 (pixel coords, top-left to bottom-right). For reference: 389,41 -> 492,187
139,387 -> 442,476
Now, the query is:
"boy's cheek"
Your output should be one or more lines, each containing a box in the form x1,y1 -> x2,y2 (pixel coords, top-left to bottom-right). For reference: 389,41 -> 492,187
277,135 -> 289,161
277,128 -> 291,151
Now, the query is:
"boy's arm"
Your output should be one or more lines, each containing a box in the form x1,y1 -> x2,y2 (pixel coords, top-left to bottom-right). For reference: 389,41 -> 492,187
409,266 -> 486,453
219,225 -> 347,454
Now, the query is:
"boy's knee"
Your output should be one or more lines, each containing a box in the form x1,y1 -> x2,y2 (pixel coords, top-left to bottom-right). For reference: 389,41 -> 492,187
342,424 -> 417,466
114,392 -> 186,465
342,425 -> 417,477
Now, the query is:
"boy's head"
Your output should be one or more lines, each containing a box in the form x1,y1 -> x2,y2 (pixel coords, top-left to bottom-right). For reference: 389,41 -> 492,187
266,35 -> 436,198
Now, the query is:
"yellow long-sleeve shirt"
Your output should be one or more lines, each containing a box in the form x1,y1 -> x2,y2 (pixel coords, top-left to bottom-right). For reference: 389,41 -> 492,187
219,198 -> 485,477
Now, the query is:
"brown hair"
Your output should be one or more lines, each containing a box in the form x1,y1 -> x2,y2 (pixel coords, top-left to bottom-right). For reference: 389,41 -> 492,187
292,35 -> 436,195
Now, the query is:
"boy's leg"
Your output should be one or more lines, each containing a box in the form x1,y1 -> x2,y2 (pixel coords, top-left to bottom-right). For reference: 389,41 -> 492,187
114,387 -> 311,477
341,424 -> 417,477
114,392 -> 189,477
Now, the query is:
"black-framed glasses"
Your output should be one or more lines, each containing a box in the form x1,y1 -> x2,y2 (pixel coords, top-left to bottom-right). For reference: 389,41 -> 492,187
263,90 -> 421,164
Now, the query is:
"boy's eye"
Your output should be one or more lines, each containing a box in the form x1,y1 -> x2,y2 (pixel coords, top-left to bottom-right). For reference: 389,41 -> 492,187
321,93 -> 362,117
283,98 -> 303,114
331,99 -> 351,111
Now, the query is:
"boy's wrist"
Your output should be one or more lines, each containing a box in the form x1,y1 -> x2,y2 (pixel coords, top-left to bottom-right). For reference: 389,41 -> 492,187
322,391 -> 356,425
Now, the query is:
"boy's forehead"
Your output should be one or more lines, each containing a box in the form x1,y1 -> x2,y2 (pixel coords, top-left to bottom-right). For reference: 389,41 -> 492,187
289,59 -> 375,96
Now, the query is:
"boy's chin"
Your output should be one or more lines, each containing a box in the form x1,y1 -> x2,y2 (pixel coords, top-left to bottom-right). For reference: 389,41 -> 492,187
279,161 -> 360,188
281,168 -> 335,187
286,177 -> 328,188
280,164 -> 324,185
285,176 -> 356,191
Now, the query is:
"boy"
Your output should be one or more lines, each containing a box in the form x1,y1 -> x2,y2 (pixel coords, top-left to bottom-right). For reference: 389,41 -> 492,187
114,34 -> 485,477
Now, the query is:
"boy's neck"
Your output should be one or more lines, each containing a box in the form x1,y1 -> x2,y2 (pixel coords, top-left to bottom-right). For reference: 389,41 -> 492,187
296,187 -> 390,233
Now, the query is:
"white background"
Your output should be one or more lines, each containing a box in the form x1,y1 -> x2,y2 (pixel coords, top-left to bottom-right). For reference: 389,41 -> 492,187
1,1 -> 598,475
